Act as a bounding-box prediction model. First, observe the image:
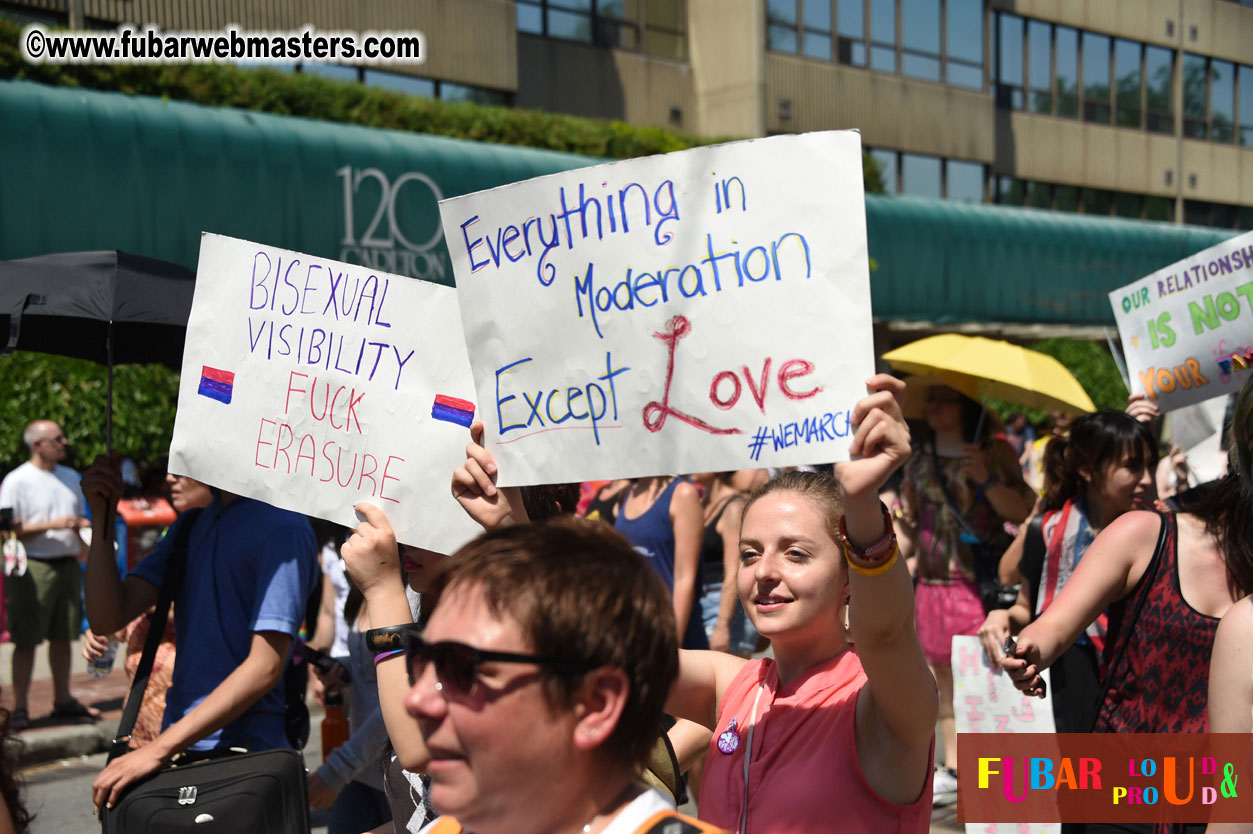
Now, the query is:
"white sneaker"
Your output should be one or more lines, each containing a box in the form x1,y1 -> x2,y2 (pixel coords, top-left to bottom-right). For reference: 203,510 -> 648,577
932,766 -> 959,807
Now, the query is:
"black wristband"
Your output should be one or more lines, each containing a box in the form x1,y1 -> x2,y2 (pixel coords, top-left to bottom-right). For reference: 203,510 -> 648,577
364,623 -> 420,652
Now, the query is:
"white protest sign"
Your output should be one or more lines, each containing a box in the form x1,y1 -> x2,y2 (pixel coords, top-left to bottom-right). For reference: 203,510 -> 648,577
169,233 -> 482,554
1109,230 -> 1253,412
439,131 -> 873,485
952,635 -> 1059,834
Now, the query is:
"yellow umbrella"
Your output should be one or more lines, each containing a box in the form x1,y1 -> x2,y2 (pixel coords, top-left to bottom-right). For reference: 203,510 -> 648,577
883,334 -> 1096,416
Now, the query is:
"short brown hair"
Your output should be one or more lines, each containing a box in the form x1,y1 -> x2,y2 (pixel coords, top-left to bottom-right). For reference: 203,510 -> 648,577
425,518 -> 678,767
742,469 -> 842,541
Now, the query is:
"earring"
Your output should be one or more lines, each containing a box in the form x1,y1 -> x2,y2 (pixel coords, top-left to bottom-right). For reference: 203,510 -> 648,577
434,682 -> 443,693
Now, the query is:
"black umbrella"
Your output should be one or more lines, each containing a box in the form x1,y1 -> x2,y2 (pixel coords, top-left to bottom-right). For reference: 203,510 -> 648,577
0,250 -> 196,451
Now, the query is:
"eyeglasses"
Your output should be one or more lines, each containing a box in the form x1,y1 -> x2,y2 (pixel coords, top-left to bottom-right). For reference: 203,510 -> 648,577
405,633 -> 591,698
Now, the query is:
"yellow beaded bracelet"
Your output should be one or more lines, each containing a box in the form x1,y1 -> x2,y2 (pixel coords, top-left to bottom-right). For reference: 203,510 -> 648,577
844,543 -> 900,577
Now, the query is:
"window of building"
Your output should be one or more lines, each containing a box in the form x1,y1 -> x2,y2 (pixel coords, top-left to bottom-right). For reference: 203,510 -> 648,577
901,0 -> 941,81
1114,39 -> 1141,128
1211,59 -> 1235,142
363,70 -> 436,98
870,148 -> 898,194
441,82 -> 510,105
1144,196 -> 1174,222
1026,181 -> 1052,209
838,0 -> 867,66
995,176 -> 1027,206
1055,26 -> 1079,118
945,0 -> 983,89
1027,20 -> 1051,114
1183,53 -> 1209,139
519,0 -> 686,58
767,0 -> 800,53
1145,46 -> 1173,134
1082,32 -> 1111,124
869,0 -> 897,72
1113,192 -> 1142,218
947,160 -> 984,202
996,13 -> 1024,109
1082,188 -> 1112,215
801,0 -> 833,60
301,63 -> 361,84
1240,64 -> 1253,146
901,153 -> 943,198
1055,186 -> 1080,212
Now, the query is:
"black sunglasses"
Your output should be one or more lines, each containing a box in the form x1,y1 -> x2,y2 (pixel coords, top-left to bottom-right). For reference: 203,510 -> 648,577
405,633 -> 592,698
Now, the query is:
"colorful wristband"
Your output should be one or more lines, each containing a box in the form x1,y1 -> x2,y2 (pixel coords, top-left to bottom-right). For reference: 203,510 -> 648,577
836,502 -> 897,563
844,544 -> 900,577
373,649 -> 405,666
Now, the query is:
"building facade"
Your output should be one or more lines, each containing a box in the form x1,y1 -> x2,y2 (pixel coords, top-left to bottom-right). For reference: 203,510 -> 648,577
5,0 -> 1251,230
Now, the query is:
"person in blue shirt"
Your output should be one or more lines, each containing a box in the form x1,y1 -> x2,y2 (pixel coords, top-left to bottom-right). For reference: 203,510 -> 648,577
79,458 -> 317,814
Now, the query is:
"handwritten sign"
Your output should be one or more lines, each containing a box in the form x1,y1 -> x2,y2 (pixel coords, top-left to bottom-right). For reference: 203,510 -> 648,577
1109,230 -> 1253,412
438,132 -> 874,485
952,636 -> 1058,834
169,233 -> 482,554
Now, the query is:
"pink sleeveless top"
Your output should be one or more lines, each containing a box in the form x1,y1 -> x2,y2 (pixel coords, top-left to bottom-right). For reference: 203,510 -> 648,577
699,651 -> 933,834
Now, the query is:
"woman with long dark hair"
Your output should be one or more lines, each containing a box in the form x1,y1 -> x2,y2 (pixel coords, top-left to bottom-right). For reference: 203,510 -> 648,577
978,410 -> 1157,732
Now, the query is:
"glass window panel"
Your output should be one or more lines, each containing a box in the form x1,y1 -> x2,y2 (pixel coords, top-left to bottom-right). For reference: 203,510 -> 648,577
602,19 -> 640,49
1240,65 -> 1253,147
1027,21 -> 1051,114
1145,46 -> 1173,133
947,160 -> 984,202
1082,32 -> 1111,123
1184,201 -> 1211,227
870,149 -> 898,194
550,0 -> 591,9
804,0 -> 832,31
871,45 -> 896,71
1240,206 -> 1253,231
599,0 -> 630,19
1213,202 -> 1237,228
302,62 -> 359,83
517,3 -> 543,34
1114,39 -> 1141,127
1055,186 -> 1080,212
769,24 -> 799,52
804,32 -> 833,59
642,29 -> 684,59
363,70 -> 435,98
1114,192 -> 1141,218
548,9 -> 593,41
1083,188 -> 1112,215
946,0 -> 982,64
441,83 -> 508,105
1145,196 -> 1173,222
646,0 -> 684,30
767,0 -> 799,25
870,0 -> 896,45
947,61 -> 983,89
995,177 -> 1027,206
839,38 -> 867,66
1026,181 -> 1051,209
902,153 -> 942,199
1211,59 -> 1235,142
1055,26 -> 1079,118
903,53 -> 941,80
838,0 -> 864,39
1183,54 -> 1209,139
997,14 -> 1023,86
902,0 -> 939,53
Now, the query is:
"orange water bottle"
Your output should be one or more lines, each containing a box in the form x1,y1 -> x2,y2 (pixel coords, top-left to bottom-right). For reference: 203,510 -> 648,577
321,690 -> 350,761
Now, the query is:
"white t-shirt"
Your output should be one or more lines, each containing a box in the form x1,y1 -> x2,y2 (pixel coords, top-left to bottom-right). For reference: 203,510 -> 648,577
319,543 -> 351,659
0,462 -> 86,559
418,786 -> 675,834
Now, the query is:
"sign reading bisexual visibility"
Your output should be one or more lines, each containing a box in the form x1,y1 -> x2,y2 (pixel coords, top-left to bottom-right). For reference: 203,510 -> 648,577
1110,230 -> 1253,412
439,132 -> 874,485
169,233 -> 483,554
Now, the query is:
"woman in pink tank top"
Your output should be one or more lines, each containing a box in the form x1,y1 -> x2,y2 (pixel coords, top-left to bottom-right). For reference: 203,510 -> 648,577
665,375 -> 937,834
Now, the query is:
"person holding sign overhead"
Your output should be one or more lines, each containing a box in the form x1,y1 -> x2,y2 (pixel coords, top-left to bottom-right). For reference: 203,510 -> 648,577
664,374 -> 936,833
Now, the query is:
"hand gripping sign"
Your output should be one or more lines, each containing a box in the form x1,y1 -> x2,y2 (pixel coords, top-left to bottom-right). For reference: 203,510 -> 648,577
438,131 -> 876,486
169,232 -> 482,554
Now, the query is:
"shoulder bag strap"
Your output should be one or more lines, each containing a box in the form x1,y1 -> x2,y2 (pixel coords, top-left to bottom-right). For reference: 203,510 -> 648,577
1086,511 -> 1169,731
107,507 -> 203,763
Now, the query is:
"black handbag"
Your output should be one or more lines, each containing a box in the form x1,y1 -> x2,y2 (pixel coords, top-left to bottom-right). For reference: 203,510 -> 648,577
100,508 -> 311,834
929,445 -> 1020,612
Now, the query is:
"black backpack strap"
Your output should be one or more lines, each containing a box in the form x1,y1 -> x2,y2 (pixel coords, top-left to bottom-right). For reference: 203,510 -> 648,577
108,508 -> 202,763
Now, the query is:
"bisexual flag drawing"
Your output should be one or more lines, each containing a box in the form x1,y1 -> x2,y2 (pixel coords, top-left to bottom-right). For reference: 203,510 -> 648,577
432,395 -> 475,428
198,366 -> 235,404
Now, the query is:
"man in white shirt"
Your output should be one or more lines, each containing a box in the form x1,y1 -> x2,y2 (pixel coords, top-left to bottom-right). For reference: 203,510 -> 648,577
0,420 -> 92,727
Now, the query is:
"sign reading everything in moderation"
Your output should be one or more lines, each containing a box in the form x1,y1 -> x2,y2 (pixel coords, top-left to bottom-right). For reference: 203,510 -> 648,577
438,131 -> 875,485
169,232 -> 483,554
1110,229 -> 1253,412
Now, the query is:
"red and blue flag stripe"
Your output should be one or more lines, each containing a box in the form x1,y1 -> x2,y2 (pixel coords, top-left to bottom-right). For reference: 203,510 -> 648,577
431,394 -> 475,427
198,366 -> 235,404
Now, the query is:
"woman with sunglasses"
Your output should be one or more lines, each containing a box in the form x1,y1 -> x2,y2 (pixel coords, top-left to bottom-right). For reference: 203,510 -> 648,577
660,375 -> 936,833
895,380 -> 1035,802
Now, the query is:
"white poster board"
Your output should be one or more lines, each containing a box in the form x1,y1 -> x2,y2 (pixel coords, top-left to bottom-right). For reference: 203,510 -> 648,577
952,635 -> 1059,834
169,233 -> 482,554
1109,231 -> 1253,412
439,131 -> 874,486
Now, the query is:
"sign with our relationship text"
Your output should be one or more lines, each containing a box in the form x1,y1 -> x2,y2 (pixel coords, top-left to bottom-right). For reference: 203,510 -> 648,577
1110,230 -> 1253,412
169,233 -> 483,554
439,131 -> 875,485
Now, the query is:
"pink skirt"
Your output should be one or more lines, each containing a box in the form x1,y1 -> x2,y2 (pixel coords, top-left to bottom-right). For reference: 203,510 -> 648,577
914,578 -> 984,666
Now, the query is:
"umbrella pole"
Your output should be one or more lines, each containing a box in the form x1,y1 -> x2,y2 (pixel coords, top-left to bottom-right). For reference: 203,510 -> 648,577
106,321 -> 113,456
974,400 -> 988,445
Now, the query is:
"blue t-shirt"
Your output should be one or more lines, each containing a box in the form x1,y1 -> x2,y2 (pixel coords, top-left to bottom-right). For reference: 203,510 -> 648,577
130,497 -> 317,751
